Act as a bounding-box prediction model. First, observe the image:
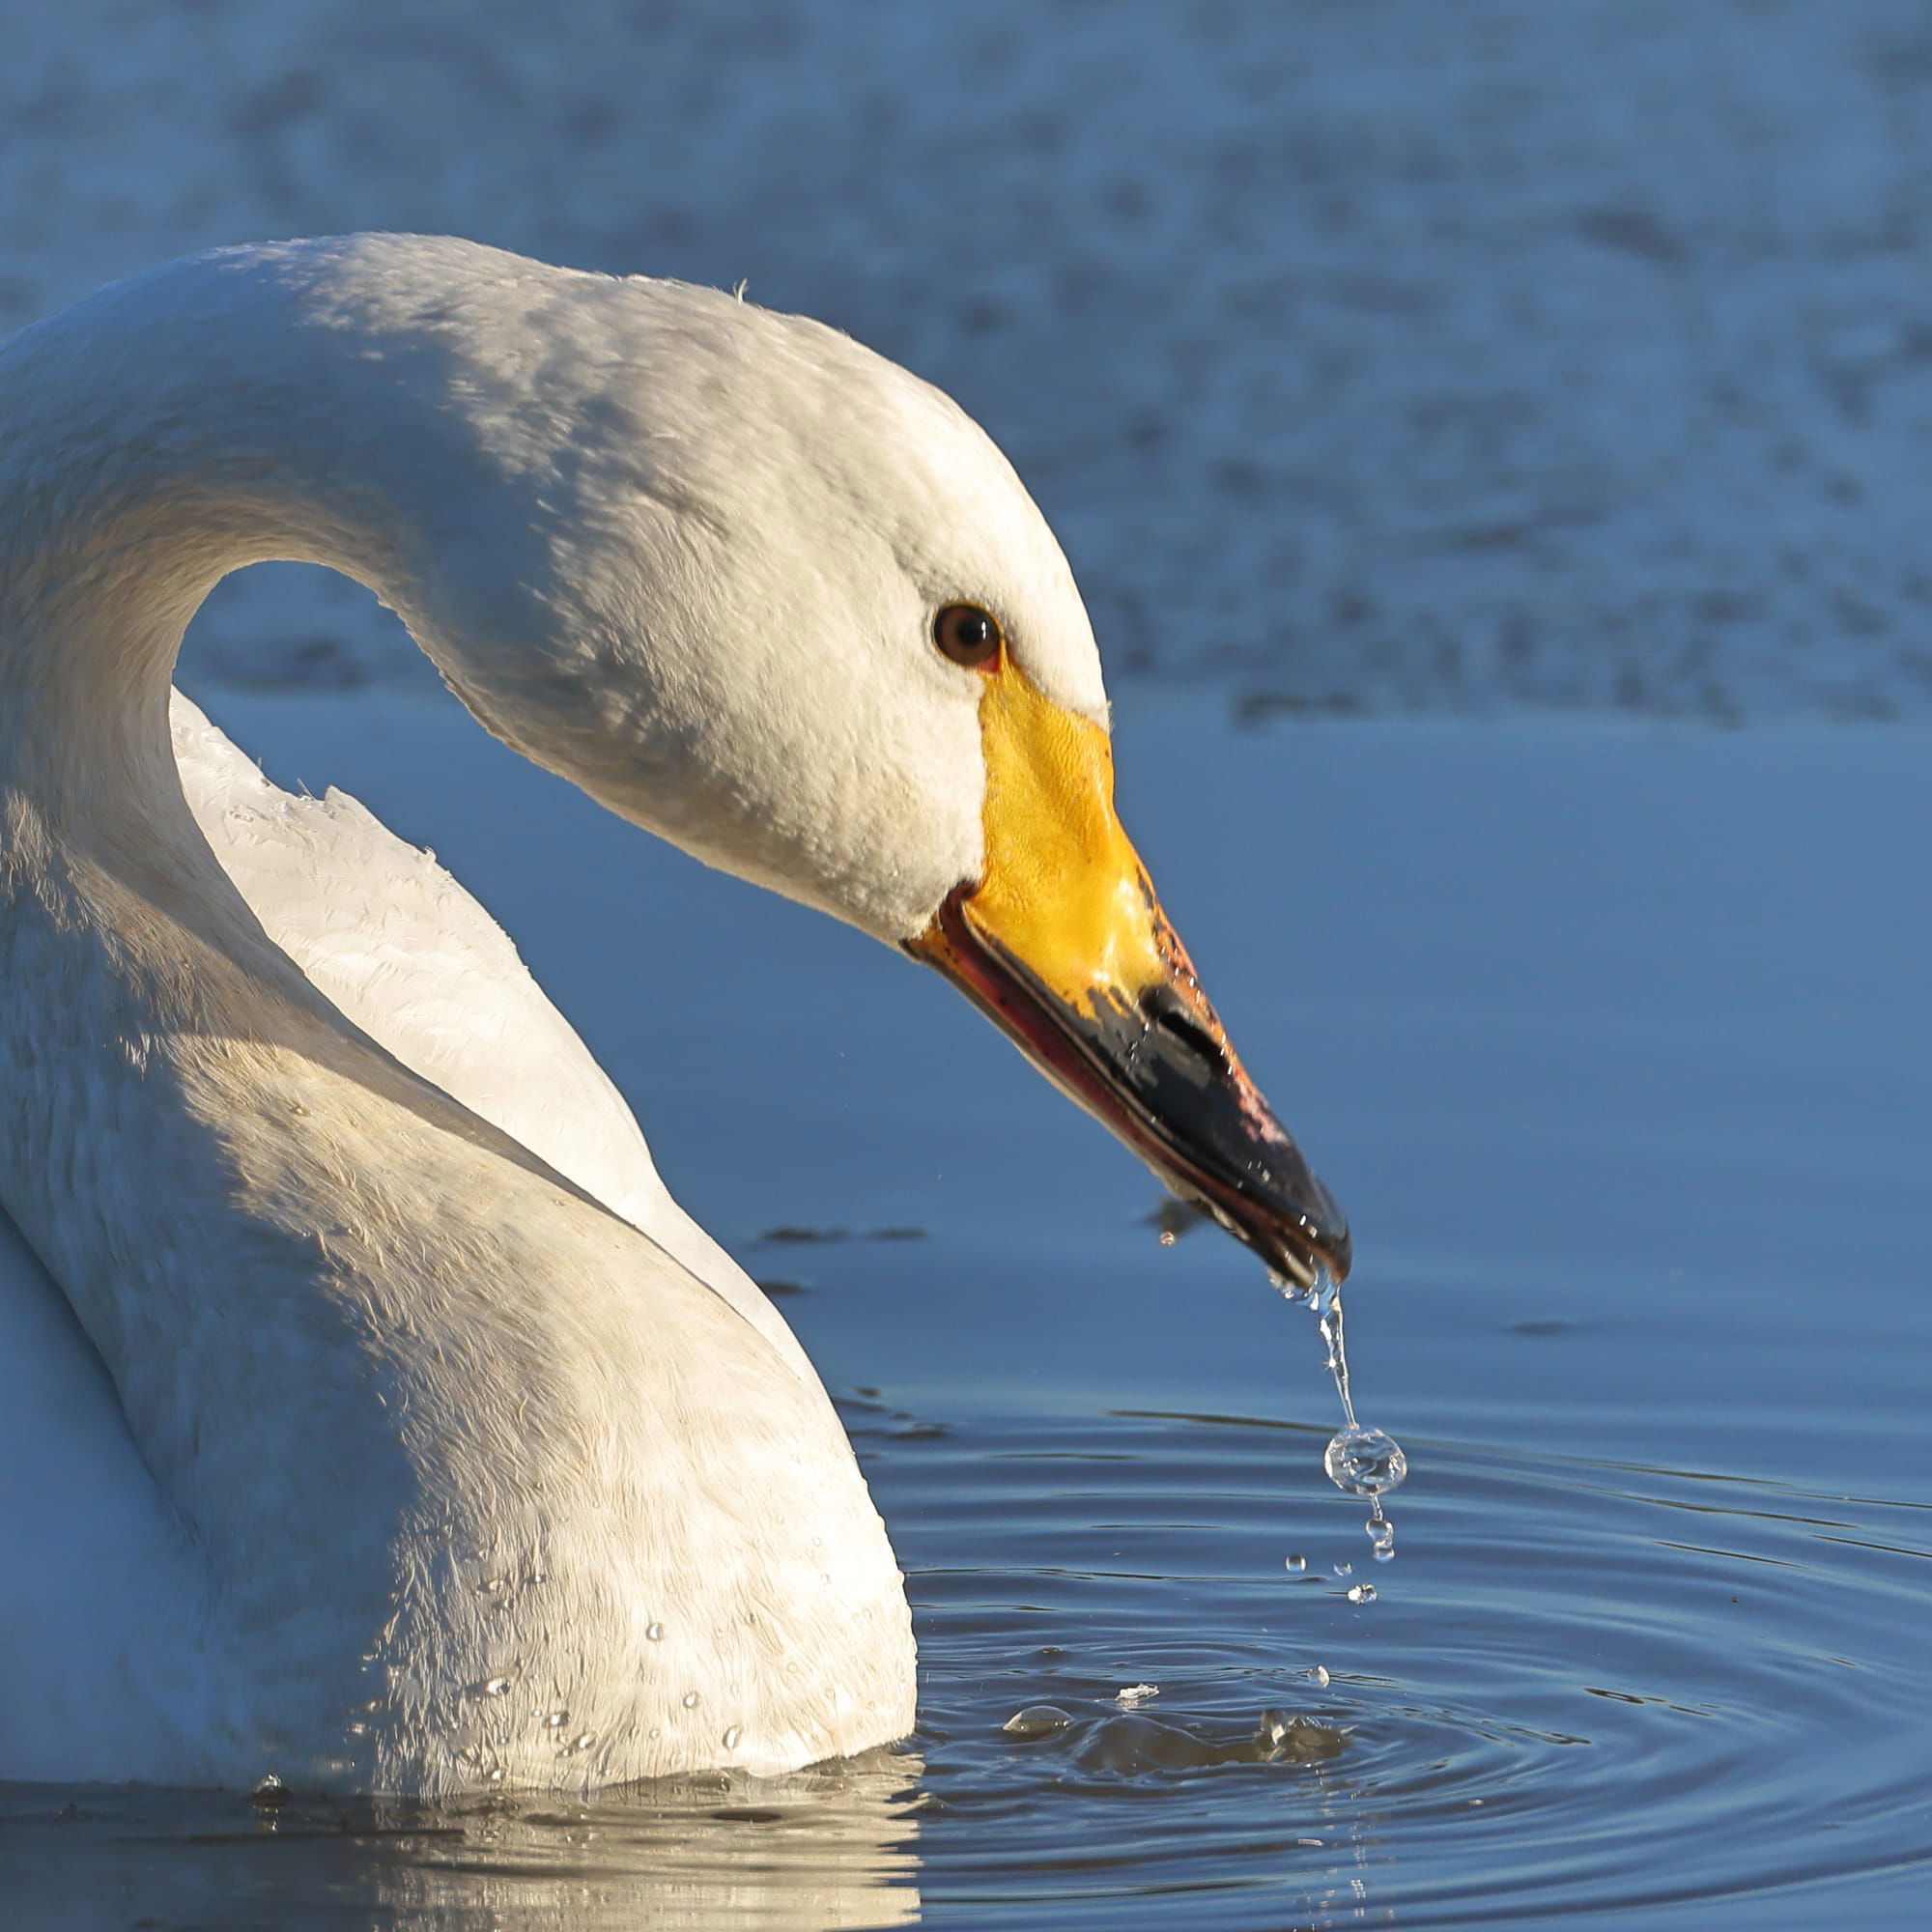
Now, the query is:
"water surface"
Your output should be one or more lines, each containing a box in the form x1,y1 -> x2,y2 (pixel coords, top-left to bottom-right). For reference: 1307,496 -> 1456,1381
3,696 -> 1926,1929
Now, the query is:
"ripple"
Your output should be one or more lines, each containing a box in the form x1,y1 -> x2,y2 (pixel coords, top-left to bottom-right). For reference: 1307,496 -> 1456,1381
895,1406 -> 1932,1925
1000,1699 -> 1346,1773
4,1407 -> 1925,1929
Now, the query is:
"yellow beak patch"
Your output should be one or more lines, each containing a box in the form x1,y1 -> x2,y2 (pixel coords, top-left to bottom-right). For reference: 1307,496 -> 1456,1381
945,668 -> 1168,1016
903,655 -> 1350,1286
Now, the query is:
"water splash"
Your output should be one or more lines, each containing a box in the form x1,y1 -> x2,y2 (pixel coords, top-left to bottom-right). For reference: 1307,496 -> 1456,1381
1277,1264 -> 1406,1584
1003,1704 -> 1073,1740
1003,1700 -> 1346,1770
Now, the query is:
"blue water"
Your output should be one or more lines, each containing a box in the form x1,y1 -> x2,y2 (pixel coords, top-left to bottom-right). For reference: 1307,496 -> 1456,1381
2,695 -> 1926,1928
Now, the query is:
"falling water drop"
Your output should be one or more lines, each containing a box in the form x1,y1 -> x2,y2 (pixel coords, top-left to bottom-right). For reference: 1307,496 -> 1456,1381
1324,1426 -> 1407,1497
722,1724 -> 742,1748
645,1622 -> 665,1642
1278,1264 -> 1408,1578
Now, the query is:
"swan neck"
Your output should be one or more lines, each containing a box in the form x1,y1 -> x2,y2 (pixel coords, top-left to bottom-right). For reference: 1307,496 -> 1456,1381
0,270 -> 428,813
0,251 -> 505,1636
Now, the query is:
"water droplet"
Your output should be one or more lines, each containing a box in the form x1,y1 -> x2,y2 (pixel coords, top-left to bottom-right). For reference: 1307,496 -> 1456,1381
648,1726 -> 660,1740
1158,1229 -> 1177,1247
1269,1267 -> 1319,1307
722,1724 -> 742,1748
1308,1664 -> 1331,1688
250,1774 -> 288,1809
1284,1553 -> 1308,1574
1114,1683 -> 1158,1706
1002,1704 -> 1073,1740
486,1766 -> 505,1784
1333,1561 -> 1352,1577
482,1677 -> 511,1698
1347,1582 -> 1377,1605
573,1732 -> 594,1749
1367,1515 -> 1397,1561
1324,1425 -> 1407,1497
645,1622 -> 665,1642
347,1720 -> 368,1737
544,1710 -> 567,1729
682,1690 -> 701,1710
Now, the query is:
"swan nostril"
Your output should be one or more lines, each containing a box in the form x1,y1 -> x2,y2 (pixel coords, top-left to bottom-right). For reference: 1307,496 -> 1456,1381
1142,985 -> 1228,1075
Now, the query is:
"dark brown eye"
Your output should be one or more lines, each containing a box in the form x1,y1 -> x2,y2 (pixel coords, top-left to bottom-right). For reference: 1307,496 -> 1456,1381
933,603 -> 1003,670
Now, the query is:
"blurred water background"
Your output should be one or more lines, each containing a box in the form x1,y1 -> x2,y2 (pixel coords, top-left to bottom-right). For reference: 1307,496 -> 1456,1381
8,0 -> 1932,717
1,5 -> 1928,1928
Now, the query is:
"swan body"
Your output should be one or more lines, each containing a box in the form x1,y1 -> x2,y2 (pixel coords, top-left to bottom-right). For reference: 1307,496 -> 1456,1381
0,237 -> 1344,1793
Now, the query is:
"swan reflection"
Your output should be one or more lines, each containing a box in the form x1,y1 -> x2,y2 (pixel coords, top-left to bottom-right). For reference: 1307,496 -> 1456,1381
0,1749 -> 923,1932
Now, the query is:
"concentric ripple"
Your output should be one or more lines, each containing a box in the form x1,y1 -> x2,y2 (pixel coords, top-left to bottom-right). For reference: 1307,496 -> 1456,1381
888,1404 -> 1932,1928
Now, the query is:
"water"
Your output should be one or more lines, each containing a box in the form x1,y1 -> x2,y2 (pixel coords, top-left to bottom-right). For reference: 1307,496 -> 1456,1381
1282,1264 -> 1408,1582
3,696 -> 1927,1928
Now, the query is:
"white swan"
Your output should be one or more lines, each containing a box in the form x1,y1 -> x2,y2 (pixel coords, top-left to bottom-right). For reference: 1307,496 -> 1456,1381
0,236 -> 1347,1795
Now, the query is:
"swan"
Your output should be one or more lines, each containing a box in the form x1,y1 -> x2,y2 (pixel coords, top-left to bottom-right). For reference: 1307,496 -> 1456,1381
0,235 -> 1348,1795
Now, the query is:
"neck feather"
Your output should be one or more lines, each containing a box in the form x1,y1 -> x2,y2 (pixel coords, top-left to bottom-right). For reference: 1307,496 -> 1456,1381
0,242 -> 612,1671
0,242 -> 464,813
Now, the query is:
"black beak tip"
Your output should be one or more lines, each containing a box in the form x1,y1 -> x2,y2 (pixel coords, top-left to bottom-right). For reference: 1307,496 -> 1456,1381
1249,1154 -> 1350,1287
1320,1214 -> 1353,1283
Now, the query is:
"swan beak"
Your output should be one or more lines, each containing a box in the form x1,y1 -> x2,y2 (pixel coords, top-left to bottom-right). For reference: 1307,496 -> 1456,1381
903,672 -> 1350,1288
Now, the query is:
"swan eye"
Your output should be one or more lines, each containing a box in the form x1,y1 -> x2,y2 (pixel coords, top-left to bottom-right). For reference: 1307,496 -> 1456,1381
933,603 -> 1003,671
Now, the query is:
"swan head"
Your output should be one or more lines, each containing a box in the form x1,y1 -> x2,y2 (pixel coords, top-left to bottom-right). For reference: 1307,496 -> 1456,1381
347,242 -> 1348,1284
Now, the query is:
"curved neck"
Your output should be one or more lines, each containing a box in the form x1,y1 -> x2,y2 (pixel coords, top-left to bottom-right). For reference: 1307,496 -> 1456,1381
0,259 -> 439,820
0,248 -> 597,1632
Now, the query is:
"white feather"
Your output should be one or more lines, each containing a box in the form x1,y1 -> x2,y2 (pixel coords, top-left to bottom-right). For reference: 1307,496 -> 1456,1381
0,235 -> 1109,1792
